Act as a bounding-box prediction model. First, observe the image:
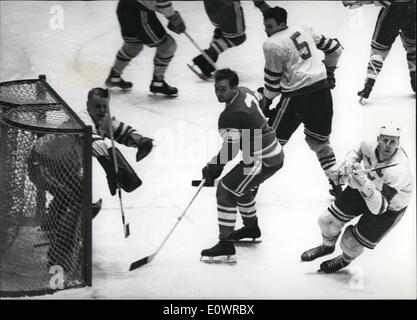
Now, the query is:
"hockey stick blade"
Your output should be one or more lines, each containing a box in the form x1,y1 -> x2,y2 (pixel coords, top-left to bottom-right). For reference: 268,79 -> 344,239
191,179 -> 215,187
129,253 -> 155,271
124,223 -> 130,238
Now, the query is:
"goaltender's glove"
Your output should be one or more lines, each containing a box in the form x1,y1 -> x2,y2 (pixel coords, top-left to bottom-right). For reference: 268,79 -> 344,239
202,163 -> 224,183
97,155 -> 124,196
326,66 -> 337,89
167,11 -> 186,34
136,137 -> 154,162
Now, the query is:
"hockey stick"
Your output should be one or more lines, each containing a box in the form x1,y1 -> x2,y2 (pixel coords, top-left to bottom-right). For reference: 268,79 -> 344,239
105,89 -> 130,238
184,31 -> 217,70
129,179 -> 206,271
191,179 -> 217,187
352,162 -> 400,175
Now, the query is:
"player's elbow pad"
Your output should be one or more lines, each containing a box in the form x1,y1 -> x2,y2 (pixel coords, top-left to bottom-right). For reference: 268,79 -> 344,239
324,40 -> 343,68
362,190 -> 389,215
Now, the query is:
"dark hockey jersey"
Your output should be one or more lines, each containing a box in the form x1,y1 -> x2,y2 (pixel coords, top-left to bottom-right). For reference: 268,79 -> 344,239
214,86 -> 283,167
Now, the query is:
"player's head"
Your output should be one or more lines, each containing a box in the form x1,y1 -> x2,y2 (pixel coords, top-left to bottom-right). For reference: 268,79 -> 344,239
377,121 -> 401,160
214,68 -> 239,103
87,87 -> 109,123
263,6 -> 288,37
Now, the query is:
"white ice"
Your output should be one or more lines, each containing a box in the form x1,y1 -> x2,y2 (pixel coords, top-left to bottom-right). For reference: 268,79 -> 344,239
0,1 -> 415,299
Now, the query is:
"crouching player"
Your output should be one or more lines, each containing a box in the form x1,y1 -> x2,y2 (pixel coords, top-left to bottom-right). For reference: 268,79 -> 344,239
85,88 -> 153,203
301,122 -> 413,273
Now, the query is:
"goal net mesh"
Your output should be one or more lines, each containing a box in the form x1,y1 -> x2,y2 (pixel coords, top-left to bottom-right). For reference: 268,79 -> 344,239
0,77 -> 92,297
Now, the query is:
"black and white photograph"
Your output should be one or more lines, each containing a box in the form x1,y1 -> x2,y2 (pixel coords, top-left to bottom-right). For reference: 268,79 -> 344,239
0,0 -> 415,306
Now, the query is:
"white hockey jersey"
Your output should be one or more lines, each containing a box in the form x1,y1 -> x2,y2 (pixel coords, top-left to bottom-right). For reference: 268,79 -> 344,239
356,140 -> 414,212
263,25 -> 343,99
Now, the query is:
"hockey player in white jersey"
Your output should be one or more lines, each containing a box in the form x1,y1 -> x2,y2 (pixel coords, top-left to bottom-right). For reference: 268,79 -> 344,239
259,6 -> 344,197
301,122 -> 414,273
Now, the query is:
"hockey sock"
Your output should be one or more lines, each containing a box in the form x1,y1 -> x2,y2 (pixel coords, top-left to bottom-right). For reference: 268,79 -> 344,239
400,32 -> 416,74
153,54 -> 173,81
217,204 -> 237,240
112,44 -> 142,75
237,200 -> 258,227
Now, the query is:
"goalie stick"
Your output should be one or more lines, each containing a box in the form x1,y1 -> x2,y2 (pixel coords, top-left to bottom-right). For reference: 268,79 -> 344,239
105,89 -> 130,238
129,179 -> 206,271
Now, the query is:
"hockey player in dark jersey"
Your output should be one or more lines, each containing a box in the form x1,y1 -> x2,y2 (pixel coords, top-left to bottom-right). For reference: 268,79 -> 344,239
200,69 -> 284,263
343,1 -> 416,102
105,0 -> 186,96
301,122 -> 414,273
189,0 -> 249,79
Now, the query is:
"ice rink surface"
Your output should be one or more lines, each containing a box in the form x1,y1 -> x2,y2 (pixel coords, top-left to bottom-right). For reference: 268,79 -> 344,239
0,1 -> 415,299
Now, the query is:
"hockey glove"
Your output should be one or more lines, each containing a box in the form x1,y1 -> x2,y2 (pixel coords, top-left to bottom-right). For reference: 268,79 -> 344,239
136,137 -> 154,162
167,11 -> 186,34
347,163 -> 374,193
342,1 -> 362,9
202,163 -> 224,183
257,87 -> 273,116
326,66 -> 337,89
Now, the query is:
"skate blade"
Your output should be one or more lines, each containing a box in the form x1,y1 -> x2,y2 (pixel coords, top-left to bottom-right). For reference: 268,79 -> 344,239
105,84 -> 133,92
358,97 -> 368,105
187,64 -> 210,81
200,255 -> 236,265
148,92 -> 178,98
233,239 -> 262,246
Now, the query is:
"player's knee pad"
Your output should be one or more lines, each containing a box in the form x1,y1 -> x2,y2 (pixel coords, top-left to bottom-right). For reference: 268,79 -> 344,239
370,48 -> 389,61
158,34 -> 177,56
318,210 -> 344,239
340,225 -> 364,259
216,182 -> 237,207
226,33 -> 246,47
305,134 -> 329,154
122,42 -> 143,58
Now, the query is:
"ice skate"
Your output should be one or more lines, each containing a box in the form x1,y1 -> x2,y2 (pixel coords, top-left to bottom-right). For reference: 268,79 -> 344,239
200,240 -> 236,264
92,199 -> 102,219
189,54 -> 216,80
149,79 -> 178,97
105,70 -> 133,91
319,254 -> 350,273
301,244 -> 335,262
227,225 -> 262,244
358,78 -> 375,104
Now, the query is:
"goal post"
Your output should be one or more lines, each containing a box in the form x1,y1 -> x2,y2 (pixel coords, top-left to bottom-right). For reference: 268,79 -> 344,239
0,75 -> 92,297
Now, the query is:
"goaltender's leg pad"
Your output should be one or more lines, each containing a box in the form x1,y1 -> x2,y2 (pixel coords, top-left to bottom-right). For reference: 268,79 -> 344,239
109,147 -> 142,193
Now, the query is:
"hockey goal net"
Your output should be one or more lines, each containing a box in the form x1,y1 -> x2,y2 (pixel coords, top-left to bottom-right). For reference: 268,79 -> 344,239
0,76 -> 92,297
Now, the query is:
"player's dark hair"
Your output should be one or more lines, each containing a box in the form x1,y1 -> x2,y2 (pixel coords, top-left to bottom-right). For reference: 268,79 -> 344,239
214,68 -> 239,87
87,87 -> 109,101
263,6 -> 287,25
